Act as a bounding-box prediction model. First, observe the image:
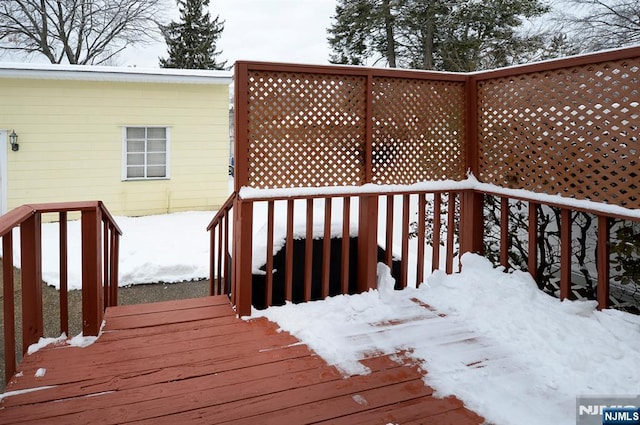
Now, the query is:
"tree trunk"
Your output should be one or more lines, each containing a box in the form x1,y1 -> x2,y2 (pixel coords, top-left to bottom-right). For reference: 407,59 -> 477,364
382,0 -> 397,68
422,14 -> 435,70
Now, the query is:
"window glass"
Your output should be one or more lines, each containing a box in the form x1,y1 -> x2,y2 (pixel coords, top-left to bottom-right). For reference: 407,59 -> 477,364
127,153 -> 145,166
147,165 -> 166,178
147,140 -> 166,152
147,127 -> 166,139
127,166 -> 145,178
126,127 -> 145,139
147,152 -> 166,166
124,127 -> 168,179
127,140 -> 145,153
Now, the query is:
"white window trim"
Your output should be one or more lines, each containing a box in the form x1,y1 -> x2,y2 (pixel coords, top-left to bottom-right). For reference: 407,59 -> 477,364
121,126 -> 171,181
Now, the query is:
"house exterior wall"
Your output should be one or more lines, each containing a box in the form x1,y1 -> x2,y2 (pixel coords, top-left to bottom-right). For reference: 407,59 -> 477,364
1,76 -> 230,217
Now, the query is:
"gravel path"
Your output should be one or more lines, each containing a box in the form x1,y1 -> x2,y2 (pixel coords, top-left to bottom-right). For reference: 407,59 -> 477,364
0,260 -> 209,392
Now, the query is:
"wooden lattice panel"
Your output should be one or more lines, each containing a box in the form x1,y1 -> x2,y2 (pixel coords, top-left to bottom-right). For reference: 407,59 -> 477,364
478,58 -> 640,209
246,71 -> 367,188
372,78 -> 467,184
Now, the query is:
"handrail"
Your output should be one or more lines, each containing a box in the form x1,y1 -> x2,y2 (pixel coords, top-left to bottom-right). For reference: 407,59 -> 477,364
1,201 -> 121,386
0,201 -> 123,237
0,206 -> 35,236
474,188 -> 640,224
206,192 -> 236,231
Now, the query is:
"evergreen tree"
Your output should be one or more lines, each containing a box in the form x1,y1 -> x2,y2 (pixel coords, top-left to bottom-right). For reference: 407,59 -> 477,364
437,0 -> 550,71
159,0 -> 226,70
328,0 -> 391,66
327,0 -> 552,72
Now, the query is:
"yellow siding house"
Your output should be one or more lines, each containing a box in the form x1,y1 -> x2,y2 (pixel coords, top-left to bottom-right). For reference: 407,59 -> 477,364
0,63 -> 231,217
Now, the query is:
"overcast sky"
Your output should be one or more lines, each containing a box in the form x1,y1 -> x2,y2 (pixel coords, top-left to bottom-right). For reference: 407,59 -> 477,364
121,0 -> 337,69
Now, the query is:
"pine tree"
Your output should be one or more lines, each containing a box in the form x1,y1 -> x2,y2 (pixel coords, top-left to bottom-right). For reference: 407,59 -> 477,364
328,0 -> 379,66
159,0 -> 226,70
327,0 -> 552,72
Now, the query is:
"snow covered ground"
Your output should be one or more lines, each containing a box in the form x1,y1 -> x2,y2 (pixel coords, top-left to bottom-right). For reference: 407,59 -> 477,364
6,182 -> 640,424
11,210 -> 214,290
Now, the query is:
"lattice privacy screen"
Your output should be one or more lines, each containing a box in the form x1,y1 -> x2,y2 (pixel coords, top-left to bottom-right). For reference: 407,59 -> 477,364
372,78 -> 466,184
247,71 -> 367,188
478,58 -> 640,209
245,70 -> 466,189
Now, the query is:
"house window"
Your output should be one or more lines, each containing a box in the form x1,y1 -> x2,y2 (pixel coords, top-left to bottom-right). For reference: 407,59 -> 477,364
123,127 -> 169,180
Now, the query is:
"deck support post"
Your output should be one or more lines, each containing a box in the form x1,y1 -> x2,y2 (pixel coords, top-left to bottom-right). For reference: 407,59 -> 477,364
234,198 -> 253,317
20,213 -> 43,353
459,73 -> 483,268
357,194 -> 378,293
459,190 -> 484,260
82,208 -> 103,336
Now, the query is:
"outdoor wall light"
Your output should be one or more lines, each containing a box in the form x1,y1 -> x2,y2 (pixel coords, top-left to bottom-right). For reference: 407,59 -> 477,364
9,130 -> 18,151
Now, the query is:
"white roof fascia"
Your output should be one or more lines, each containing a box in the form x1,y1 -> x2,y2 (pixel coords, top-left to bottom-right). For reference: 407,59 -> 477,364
0,62 -> 232,85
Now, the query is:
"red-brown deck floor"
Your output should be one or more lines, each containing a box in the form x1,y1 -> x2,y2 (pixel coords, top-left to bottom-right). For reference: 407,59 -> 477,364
0,295 -> 483,424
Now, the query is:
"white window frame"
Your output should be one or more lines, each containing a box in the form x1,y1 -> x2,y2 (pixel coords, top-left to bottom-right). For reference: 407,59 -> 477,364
122,126 -> 171,181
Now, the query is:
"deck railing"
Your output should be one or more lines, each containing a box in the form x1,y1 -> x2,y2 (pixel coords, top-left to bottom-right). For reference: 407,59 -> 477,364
1,201 -> 121,384
210,186 -> 476,316
475,185 -> 640,310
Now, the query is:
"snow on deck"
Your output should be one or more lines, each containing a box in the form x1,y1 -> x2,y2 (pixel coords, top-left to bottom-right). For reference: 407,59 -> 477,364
253,254 -> 640,425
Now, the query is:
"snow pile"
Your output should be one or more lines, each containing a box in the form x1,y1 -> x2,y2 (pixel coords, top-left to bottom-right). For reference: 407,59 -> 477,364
116,212 -> 212,286
26,332 -> 100,355
26,321 -> 106,354
253,253 -> 640,425
26,335 -> 68,355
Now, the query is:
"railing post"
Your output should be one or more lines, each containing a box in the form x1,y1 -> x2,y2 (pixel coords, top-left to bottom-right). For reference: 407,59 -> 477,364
357,194 -> 378,292
459,74 -> 484,261
209,222 -> 216,295
81,207 -> 103,336
110,230 -> 119,307
560,208 -> 572,301
234,197 -> 253,316
59,212 -> 69,336
459,190 -> 484,257
528,203 -> 539,281
499,197 -> 510,269
597,215 -> 610,310
3,233 -> 17,383
20,213 -> 43,353
234,62 -> 250,193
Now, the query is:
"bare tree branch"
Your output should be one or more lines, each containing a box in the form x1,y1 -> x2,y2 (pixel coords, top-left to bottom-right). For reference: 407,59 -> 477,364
0,0 -> 168,64
557,0 -> 640,51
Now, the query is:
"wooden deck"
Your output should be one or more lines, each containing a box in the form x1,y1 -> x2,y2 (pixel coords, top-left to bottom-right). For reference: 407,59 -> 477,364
0,296 -> 483,424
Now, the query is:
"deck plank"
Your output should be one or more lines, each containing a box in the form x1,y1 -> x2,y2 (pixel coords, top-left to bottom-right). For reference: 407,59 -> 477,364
0,295 -> 483,425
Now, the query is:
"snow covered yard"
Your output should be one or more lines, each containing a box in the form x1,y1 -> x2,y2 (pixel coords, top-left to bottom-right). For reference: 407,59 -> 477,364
10,211 -> 215,290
